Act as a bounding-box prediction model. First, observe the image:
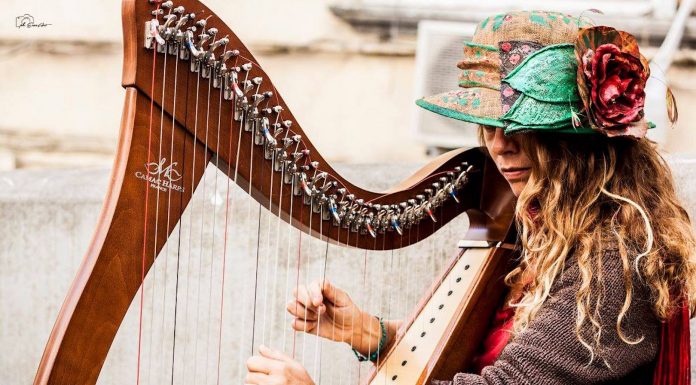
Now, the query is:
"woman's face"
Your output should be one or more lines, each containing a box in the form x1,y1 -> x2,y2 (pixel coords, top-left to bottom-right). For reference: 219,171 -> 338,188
481,126 -> 533,196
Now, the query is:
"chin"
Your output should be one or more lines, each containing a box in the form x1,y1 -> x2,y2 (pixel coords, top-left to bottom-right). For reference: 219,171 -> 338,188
509,181 -> 528,197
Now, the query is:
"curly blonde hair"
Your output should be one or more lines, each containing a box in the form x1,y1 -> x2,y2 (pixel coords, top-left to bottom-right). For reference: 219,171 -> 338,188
484,129 -> 696,362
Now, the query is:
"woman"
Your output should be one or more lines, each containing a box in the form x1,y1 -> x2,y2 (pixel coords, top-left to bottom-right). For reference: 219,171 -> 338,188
244,11 -> 696,385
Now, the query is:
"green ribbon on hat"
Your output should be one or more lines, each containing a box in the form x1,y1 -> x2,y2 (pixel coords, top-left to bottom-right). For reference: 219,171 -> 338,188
501,43 -> 595,135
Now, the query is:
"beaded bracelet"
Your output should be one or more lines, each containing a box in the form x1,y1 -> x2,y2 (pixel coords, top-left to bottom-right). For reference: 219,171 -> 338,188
352,317 -> 387,362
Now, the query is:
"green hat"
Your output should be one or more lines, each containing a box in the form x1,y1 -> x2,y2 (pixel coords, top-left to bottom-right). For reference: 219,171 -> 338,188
416,11 -> 659,138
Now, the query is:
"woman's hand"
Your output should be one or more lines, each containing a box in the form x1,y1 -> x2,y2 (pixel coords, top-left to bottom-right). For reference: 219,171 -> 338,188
288,279 -> 401,357
245,345 -> 314,385
287,279 -> 363,342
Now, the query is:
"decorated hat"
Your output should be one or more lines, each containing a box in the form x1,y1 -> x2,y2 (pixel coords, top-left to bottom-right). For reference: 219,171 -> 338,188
416,10 -> 676,138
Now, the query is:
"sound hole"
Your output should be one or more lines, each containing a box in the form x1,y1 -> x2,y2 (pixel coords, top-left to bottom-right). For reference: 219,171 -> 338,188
429,317 -> 435,323
392,375 -> 398,381
421,331 -> 426,337
401,360 -> 407,366
411,346 -> 417,352
447,290 -> 453,296
456,277 -> 462,282
438,304 -> 444,310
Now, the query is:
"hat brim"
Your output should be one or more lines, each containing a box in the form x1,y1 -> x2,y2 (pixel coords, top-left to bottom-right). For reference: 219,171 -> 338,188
416,88 -> 504,128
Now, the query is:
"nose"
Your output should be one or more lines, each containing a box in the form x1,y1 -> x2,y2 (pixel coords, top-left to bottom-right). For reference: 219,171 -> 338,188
490,127 -> 518,156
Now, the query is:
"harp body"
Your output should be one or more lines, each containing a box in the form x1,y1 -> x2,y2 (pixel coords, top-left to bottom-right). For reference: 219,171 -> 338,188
34,1 -> 518,384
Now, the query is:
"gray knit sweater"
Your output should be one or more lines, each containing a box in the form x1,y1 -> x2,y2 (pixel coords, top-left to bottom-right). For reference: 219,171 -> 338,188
436,246 -> 659,385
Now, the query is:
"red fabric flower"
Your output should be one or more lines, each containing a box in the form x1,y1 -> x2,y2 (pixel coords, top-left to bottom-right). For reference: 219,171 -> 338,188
575,27 -> 651,138
501,42 -> 512,52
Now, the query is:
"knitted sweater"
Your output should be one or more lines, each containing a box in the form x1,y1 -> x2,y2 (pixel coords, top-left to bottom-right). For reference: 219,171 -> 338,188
435,246 -> 660,385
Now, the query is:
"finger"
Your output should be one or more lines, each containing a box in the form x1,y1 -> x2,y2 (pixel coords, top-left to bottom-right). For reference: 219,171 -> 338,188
245,372 -> 270,385
246,355 -> 276,374
286,300 -> 320,321
291,318 -> 317,333
259,345 -> 293,363
293,285 -> 315,310
321,279 -> 351,307
308,280 -> 325,307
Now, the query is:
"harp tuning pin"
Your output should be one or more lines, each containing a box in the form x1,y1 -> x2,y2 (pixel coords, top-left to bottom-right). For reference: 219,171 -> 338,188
416,194 -> 425,201
328,198 -> 341,223
309,161 -> 320,170
151,9 -> 164,16
195,18 -> 207,28
208,27 -> 218,36
262,107 -> 273,115
173,6 -> 185,14
390,215 -> 403,235
408,199 -> 417,206
424,188 -> 433,197
261,117 -> 276,146
283,120 -> 293,129
432,182 -> 441,189
365,219 -> 377,238
321,180 -> 337,193
346,194 -> 355,202
299,173 -> 312,196
263,91 -> 274,98
399,202 -> 408,209
209,36 -> 228,51
241,63 -> 253,72
373,204 -> 382,211
453,166 -> 462,173
252,76 -> 263,85
282,137 -> 294,148
439,177 -> 448,184
252,93 -> 265,106
448,184 -> 460,203
425,203 -> 437,222
161,1 -> 173,9
272,106 -> 283,114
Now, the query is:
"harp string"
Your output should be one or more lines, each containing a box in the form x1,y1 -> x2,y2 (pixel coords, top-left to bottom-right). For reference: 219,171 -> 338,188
190,46 -> 214,385
160,30 -> 183,385
300,178 -> 315,364
137,4 -> 162,383
315,224 -> 331,385
260,94 -> 278,348
179,42 -> 203,385
282,158 -> 298,354
215,49 -> 241,385
170,31 -> 191,385
268,129 -> 290,348
201,40 -> 228,385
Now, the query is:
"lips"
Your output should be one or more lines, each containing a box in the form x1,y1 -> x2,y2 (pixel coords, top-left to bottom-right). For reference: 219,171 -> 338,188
500,167 -> 531,181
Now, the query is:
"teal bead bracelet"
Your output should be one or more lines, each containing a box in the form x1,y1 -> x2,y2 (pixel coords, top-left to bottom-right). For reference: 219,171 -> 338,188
352,317 -> 387,362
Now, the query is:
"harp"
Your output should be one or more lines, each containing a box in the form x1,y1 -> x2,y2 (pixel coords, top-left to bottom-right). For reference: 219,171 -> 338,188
34,1 -> 517,384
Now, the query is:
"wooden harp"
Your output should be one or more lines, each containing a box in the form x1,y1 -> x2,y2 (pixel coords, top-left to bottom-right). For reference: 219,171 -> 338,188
34,1 -> 518,384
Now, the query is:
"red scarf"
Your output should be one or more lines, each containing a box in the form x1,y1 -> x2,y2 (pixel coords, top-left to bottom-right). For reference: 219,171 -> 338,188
653,300 -> 691,385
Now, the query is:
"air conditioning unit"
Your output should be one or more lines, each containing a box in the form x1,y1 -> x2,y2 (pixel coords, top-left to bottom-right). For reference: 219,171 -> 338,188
412,20 -> 479,151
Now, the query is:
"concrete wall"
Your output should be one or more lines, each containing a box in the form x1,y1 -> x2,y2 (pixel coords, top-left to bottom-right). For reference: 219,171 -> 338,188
1,158 -> 696,384
2,0 -> 696,170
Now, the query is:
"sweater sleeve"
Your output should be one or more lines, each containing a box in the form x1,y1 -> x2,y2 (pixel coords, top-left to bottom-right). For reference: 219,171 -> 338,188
444,248 -> 659,385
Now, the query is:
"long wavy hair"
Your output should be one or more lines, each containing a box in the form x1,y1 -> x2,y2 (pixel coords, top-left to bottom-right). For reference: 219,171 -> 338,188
481,128 -> 696,361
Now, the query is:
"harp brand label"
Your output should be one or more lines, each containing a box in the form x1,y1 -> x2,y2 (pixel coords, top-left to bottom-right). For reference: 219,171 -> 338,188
135,157 -> 185,193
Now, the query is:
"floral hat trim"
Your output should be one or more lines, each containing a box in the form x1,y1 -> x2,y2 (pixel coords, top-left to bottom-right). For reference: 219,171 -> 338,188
416,21 -> 678,140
